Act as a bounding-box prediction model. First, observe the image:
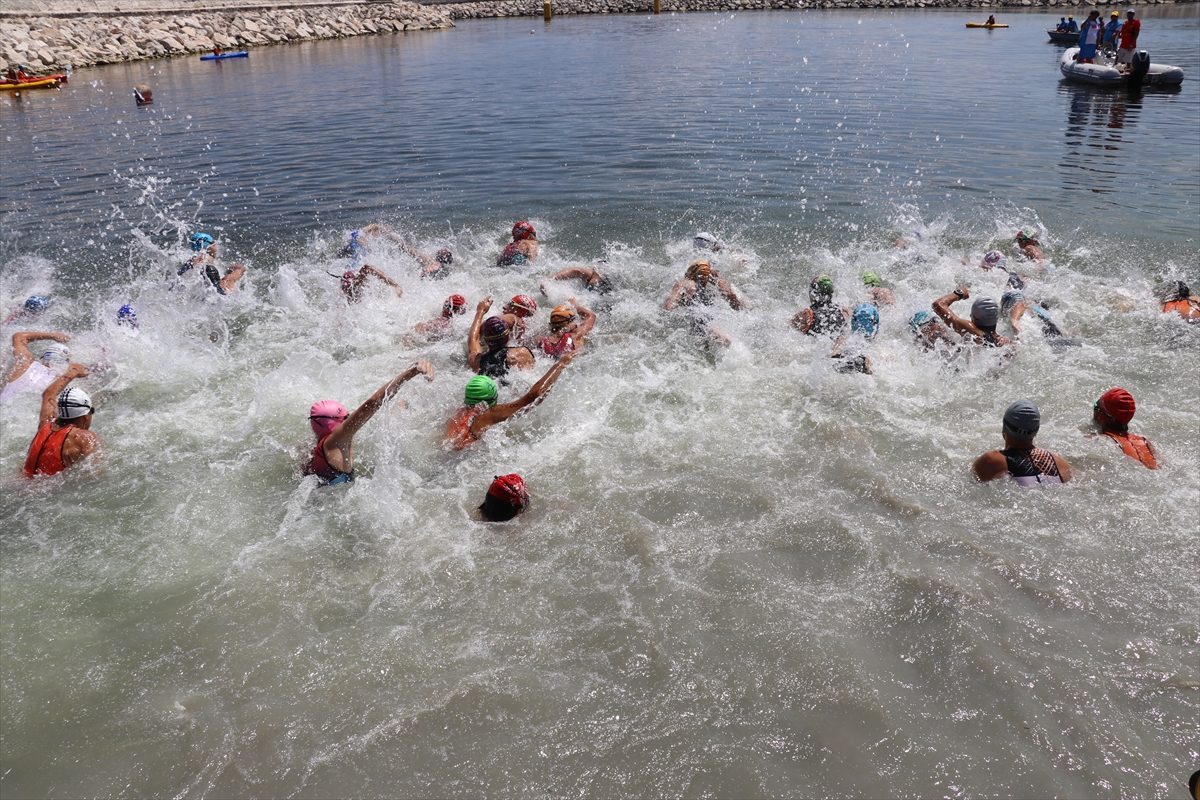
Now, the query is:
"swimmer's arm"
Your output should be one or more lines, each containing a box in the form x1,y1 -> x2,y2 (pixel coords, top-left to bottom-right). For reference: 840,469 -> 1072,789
973,450 -> 1009,482
60,428 -> 100,470
569,298 -> 597,338
791,308 -> 812,333
521,239 -> 539,261
37,363 -> 89,428
664,280 -> 689,311
482,352 -> 576,427
361,265 -> 403,297
828,336 -> 847,358
1052,454 -> 1073,483
7,332 -> 66,383
1009,300 -> 1027,337
218,265 -> 246,294
717,277 -> 743,310
328,360 -> 435,446
467,296 -> 492,371
933,289 -> 975,337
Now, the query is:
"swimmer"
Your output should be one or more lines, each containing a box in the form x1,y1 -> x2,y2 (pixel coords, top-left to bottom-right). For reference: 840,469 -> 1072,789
1160,280 -> 1200,323
1015,230 -> 1045,262
974,251 -> 1029,290
497,221 -> 539,267
478,473 -> 531,521
892,230 -> 922,249
829,303 -> 878,374
467,297 -> 535,380
539,298 -> 596,359
24,364 -> 101,477
665,259 -> 742,346
408,295 -> 468,342
932,286 -> 1013,349
860,272 -> 895,306
973,399 -> 1073,486
792,275 -> 848,337
1001,291 -> 1067,340
2,295 -> 53,325
303,360 -> 435,486
446,352 -> 577,451
2,332 -> 70,403
692,232 -> 748,266
396,240 -> 454,279
337,264 -> 403,303
501,294 -> 539,343
116,305 -> 139,329
178,233 -> 246,295
1089,388 -> 1157,469
540,267 -> 613,296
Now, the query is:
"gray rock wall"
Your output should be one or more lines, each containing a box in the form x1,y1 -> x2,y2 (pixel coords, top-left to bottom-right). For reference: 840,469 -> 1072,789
447,0 -> 1188,17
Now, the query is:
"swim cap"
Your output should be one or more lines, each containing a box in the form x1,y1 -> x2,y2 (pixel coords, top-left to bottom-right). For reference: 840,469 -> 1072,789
24,296 -> 50,313
189,232 -> 213,252
442,294 -> 467,318
308,400 -> 348,438
686,259 -> 713,281
693,232 -> 718,249
340,270 -> 357,293
851,303 -> 880,338
860,272 -> 883,288
971,297 -> 999,328
117,304 -> 138,328
550,305 -> 577,330
487,473 -> 530,507
1000,291 -> 1024,312
1007,272 -> 1026,290
1097,388 -> 1136,425
512,221 -> 536,241
1167,280 -> 1191,301
983,250 -> 1007,268
56,386 -> 93,420
1016,230 -> 1039,245
810,274 -> 834,304
908,309 -> 933,332
39,342 -> 70,367
349,230 -> 360,241
435,248 -> 453,265
465,375 -> 499,407
505,294 -> 538,317
481,316 -> 511,344
1002,399 -> 1041,442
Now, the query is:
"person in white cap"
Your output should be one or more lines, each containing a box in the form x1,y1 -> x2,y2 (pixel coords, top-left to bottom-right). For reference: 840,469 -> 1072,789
3,332 -> 70,404
24,364 -> 100,477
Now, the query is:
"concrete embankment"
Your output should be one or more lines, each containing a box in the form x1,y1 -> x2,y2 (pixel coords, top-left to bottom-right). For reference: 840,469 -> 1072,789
0,0 -> 1192,74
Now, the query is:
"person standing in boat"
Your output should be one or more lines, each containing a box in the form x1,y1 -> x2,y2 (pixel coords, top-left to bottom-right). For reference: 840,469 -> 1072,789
1116,9 -> 1140,72
1077,11 -> 1102,63
1101,11 -> 1122,49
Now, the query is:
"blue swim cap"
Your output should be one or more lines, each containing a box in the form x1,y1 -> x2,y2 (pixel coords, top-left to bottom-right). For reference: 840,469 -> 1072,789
908,309 -> 932,332
117,304 -> 138,327
190,232 -> 214,252
24,295 -> 50,312
851,303 -> 879,338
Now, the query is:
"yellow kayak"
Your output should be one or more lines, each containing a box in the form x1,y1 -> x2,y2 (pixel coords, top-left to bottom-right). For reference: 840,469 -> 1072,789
0,77 -> 60,91
966,22 -> 1009,28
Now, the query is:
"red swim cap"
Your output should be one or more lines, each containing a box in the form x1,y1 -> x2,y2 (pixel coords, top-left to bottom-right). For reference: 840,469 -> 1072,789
340,270 -> 357,292
512,221 -> 536,241
443,294 -> 467,317
1098,388 -> 1136,425
505,294 -> 538,317
488,474 -> 530,507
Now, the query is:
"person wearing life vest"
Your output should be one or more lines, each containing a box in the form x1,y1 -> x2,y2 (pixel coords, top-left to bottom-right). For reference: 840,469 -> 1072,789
24,364 -> 100,477
539,298 -> 596,359
932,286 -> 1013,349
467,297 -> 535,380
1160,281 -> 1200,323
1066,15 -> 1078,33
446,353 -> 576,451
1089,388 -> 1157,469
303,360 -> 434,485
407,295 -> 468,343
1101,11 -> 1121,48
791,275 -> 848,337
497,221 -> 539,267
478,474 -> 531,521
974,400 -> 1073,486
1077,10 -> 1103,63
501,294 -> 539,343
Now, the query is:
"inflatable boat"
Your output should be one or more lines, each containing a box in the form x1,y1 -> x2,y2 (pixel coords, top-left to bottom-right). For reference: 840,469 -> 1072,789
1046,29 -> 1080,45
200,51 -> 249,60
966,22 -> 1008,28
1060,47 -> 1185,87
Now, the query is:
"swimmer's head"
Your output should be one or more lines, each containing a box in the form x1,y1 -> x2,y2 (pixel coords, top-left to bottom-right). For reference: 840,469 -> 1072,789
340,270 -> 357,293
983,250 -> 1008,269
308,400 -> 349,438
24,296 -> 51,313
860,272 -> 884,289
1016,230 -> 1039,246
117,304 -> 138,328
442,294 -> 468,318
549,305 -> 577,331
971,297 -> 1000,329
504,294 -> 538,318
686,259 -> 713,282
1002,399 -> 1041,443
39,342 -> 70,368
465,375 -> 499,407
481,316 -> 511,346
189,232 -> 214,252
693,232 -> 720,251
512,221 -> 536,241
1165,280 -> 1191,302
435,248 -> 454,265
1096,388 -> 1136,427
851,303 -> 880,339
908,309 -> 934,333
1000,291 -> 1024,313
480,473 -> 530,521
592,275 -> 614,294
57,386 -> 93,421
810,275 -> 834,305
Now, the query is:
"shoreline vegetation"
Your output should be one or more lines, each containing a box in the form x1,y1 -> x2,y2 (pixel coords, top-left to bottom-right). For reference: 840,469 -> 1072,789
0,0 -> 1194,75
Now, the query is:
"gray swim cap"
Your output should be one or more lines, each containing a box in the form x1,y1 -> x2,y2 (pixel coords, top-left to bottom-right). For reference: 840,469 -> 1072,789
1002,400 -> 1040,442
971,297 -> 999,328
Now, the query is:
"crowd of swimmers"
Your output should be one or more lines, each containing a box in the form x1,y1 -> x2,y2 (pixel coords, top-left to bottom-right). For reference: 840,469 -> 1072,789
5,222 -> 1196,517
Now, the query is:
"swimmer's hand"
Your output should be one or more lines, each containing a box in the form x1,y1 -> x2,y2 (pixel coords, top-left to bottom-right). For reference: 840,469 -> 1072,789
64,363 -> 90,380
410,359 -> 435,381
955,285 -> 970,300
477,296 -> 493,314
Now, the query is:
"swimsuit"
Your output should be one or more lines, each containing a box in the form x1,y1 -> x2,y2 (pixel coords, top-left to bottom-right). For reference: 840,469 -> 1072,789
497,242 -> 528,267
478,346 -> 533,380
447,407 -> 484,450
304,435 -> 354,485
540,332 -> 576,359
1001,447 -> 1063,486
1103,431 -> 1157,469
797,304 -> 846,336
24,422 -> 74,477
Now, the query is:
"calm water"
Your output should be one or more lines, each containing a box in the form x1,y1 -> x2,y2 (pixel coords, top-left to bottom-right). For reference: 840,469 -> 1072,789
2,7 -> 1198,798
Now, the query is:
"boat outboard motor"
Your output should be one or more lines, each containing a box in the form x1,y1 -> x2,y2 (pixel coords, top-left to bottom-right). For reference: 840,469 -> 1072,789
1129,50 -> 1150,85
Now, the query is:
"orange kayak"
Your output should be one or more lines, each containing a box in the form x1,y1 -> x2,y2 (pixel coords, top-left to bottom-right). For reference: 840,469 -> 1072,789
0,77 -> 59,91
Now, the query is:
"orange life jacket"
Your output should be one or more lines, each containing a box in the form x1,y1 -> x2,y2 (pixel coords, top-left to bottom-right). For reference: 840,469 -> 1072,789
446,407 -> 484,451
1104,431 -> 1157,469
24,422 -> 73,477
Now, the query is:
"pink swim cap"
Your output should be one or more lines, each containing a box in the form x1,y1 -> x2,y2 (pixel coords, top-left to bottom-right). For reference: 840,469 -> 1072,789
309,400 -> 348,437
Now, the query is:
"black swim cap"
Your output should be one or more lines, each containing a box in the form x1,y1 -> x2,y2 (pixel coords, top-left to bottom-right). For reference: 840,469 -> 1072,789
1002,400 -> 1041,442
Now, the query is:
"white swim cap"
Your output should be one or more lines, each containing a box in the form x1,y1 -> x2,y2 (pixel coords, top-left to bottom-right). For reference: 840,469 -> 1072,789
39,342 -> 70,367
693,232 -> 718,249
56,386 -> 93,419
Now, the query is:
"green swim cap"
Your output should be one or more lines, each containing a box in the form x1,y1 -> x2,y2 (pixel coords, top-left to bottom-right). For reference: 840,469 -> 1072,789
465,375 -> 498,407
861,271 -> 883,288
813,274 -> 835,295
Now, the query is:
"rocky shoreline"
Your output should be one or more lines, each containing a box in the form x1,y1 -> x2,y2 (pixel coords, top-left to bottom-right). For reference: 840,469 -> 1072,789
1,0 -> 1192,74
